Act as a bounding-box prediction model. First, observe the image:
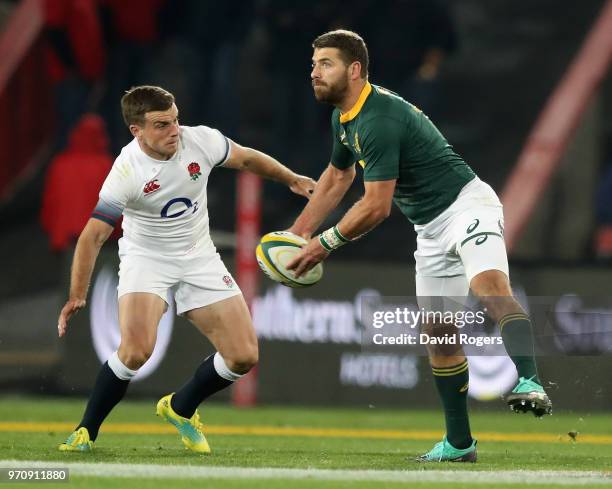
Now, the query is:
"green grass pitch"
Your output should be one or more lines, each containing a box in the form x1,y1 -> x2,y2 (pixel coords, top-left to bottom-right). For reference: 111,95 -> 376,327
0,397 -> 610,488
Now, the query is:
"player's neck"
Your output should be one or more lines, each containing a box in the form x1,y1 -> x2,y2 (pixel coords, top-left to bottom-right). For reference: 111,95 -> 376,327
338,79 -> 368,113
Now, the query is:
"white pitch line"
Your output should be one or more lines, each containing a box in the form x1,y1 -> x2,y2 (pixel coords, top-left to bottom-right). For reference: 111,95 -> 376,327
1,460 -> 611,485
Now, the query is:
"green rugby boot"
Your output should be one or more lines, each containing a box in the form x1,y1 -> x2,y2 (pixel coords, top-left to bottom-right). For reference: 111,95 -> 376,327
156,393 -> 211,453
58,427 -> 93,452
416,436 -> 477,462
506,376 -> 552,417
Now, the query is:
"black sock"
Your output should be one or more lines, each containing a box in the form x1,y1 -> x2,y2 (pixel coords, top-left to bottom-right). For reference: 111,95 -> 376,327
77,362 -> 130,441
171,355 -> 233,419
499,313 -> 540,383
432,360 -> 472,449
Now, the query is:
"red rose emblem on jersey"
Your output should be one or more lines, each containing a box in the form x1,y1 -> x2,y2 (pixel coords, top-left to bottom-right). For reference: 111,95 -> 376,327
188,162 -> 201,181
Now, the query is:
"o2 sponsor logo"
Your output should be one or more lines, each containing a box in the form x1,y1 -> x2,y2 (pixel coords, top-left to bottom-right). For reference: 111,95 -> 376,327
161,197 -> 199,218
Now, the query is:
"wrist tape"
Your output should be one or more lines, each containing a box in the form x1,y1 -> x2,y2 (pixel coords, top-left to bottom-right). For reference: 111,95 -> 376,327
319,225 -> 350,252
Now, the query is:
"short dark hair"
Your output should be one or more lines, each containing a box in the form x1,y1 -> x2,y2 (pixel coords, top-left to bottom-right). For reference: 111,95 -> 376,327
313,30 -> 369,79
121,85 -> 175,127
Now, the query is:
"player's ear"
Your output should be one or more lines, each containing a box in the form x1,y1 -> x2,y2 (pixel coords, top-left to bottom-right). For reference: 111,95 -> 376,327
129,124 -> 142,138
349,61 -> 362,81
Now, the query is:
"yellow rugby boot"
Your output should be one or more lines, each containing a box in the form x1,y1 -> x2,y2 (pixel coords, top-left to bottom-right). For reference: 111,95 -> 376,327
156,394 -> 211,453
58,427 -> 93,452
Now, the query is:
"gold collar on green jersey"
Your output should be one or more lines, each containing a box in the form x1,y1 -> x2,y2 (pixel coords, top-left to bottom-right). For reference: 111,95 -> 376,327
339,82 -> 372,124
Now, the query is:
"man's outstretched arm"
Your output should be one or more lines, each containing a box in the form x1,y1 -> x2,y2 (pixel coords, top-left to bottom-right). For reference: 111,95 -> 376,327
224,141 -> 316,199
58,218 -> 114,337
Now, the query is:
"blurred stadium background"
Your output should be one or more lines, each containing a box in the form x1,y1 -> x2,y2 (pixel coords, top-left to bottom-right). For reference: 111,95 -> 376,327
0,0 -> 612,486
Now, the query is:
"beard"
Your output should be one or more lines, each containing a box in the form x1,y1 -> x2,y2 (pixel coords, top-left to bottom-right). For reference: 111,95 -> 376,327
313,77 -> 349,105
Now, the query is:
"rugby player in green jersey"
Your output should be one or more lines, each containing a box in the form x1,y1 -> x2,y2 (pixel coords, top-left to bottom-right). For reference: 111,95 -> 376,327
287,30 -> 552,463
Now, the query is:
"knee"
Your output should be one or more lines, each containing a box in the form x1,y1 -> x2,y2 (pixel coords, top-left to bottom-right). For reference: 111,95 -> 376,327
470,271 -> 525,321
470,270 -> 511,297
118,345 -> 153,370
224,344 -> 259,375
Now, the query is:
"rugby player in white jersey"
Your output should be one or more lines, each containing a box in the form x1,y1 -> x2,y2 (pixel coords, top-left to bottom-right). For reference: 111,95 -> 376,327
56,85 -> 316,453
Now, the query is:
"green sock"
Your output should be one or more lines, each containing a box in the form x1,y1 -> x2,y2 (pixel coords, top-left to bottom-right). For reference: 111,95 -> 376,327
432,360 -> 472,449
499,313 -> 540,384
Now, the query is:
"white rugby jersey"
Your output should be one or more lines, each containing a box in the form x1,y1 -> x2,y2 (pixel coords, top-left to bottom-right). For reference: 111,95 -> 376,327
93,125 -> 231,255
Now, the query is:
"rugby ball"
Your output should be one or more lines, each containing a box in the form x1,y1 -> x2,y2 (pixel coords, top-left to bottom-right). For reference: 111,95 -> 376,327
256,231 -> 323,288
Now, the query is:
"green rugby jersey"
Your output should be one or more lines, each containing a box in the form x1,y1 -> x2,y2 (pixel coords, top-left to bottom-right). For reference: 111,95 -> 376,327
331,82 -> 476,225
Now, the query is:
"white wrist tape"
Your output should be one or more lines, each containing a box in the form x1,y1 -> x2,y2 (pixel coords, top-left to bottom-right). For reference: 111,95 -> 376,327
319,226 -> 350,252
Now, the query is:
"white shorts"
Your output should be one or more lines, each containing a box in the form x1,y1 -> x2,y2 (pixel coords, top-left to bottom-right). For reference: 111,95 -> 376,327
117,244 -> 242,316
414,177 -> 509,297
